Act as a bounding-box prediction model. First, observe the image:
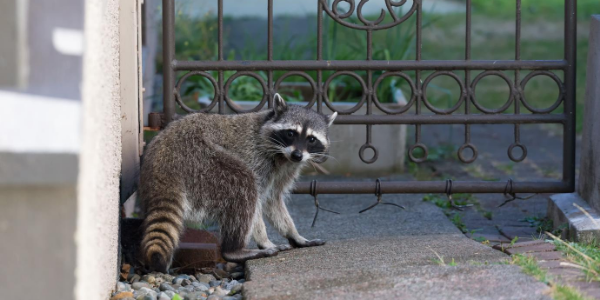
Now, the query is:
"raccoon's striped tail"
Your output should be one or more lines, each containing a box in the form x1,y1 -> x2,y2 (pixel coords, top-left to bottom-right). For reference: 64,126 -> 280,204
140,200 -> 185,273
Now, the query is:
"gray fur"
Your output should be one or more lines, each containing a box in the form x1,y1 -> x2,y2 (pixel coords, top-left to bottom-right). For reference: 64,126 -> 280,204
139,94 -> 336,272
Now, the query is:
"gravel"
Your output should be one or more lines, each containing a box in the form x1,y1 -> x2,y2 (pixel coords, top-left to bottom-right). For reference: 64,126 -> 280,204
115,265 -> 245,300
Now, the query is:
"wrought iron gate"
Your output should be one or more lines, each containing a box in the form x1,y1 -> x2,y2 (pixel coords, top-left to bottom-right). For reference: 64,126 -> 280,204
153,0 -> 577,196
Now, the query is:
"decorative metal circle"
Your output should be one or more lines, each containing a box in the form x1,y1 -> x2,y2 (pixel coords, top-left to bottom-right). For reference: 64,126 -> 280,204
174,71 -> 219,113
359,143 -> 378,164
458,143 -> 478,164
274,71 -> 318,109
408,143 -> 428,163
422,71 -> 466,115
323,71 -> 367,114
224,71 -> 268,113
322,0 -> 418,30
470,71 -> 515,114
372,72 -> 416,114
520,71 -> 564,114
507,143 -> 528,162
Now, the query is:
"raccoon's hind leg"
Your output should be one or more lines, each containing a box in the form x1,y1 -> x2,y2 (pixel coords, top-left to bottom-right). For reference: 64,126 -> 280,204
140,194 -> 185,273
206,147 -> 280,263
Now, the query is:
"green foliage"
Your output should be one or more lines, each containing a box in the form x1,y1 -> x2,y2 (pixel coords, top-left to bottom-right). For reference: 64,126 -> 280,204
520,216 -> 554,234
466,0 -> 598,20
423,193 -> 475,210
449,213 -> 467,233
512,254 -> 550,284
552,238 -> 600,283
512,253 -> 593,300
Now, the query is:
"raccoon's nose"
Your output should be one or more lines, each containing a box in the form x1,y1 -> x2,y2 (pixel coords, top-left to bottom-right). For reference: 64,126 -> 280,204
291,150 -> 303,162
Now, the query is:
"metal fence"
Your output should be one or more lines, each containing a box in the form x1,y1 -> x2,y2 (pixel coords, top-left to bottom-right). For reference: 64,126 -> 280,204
154,0 -> 577,196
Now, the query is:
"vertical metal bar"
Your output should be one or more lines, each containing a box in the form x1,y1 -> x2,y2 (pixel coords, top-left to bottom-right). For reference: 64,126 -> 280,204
464,0 -> 472,144
367,30 -> 372,115
514,0 -> 522,144
317,0 -> 323,113
162,0 -> 175,124
415,0 -> 422,145
563,0 -> 577,190
268,0 -> 274,108
218,0 -> 224,113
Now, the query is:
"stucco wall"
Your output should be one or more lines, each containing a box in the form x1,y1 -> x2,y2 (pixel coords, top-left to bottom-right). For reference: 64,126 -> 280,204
75,0 -> 122,299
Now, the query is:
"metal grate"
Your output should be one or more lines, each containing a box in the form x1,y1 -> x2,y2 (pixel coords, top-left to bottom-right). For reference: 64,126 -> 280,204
156,0 -> 577,196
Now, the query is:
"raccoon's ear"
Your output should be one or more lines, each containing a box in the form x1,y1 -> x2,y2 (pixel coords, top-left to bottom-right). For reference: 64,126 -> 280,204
327,112 -> 338,127
273,93 -> 287,115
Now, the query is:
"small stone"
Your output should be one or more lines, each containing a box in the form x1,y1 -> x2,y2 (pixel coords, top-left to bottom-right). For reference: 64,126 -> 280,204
237,280 -> 245,284
111,292 -> 134,300
176,274 -> 190,280
209,281 -> 221,287
136,294 -> 157,300
216,263 -> 225,270
213,269 -> 229,280
213,287 -> 228,297
139,287 -> 158,298
223,297 -> 239,300
188,275 -> 197,281
142,275 -> 156,285
229,284 -> 242,295
164,291 -> 176,298
230,272 -> 243,280
224,262 -> 238,273
192,282 -> 210,292
158,292 -> 171,300
208,288 -> 215,294
184,291 -> 208,300
207,296 -> 221,300
162,274 -> 175,283
160,283 -> 176,292
129,274 -> 141,283
197,274 -> 216,283
133,282 -> 153,290
179,285 -> 195,294
173,278 -> 192,286
117,282 -> 133,292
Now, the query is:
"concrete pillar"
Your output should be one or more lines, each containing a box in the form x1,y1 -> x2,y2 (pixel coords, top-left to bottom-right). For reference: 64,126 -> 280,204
579,15 -> 600,212
75,1 -> 122,299
548,15 -> 600,243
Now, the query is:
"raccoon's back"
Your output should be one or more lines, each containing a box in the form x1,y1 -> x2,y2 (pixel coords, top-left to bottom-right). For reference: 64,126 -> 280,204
138,112 -> 263,202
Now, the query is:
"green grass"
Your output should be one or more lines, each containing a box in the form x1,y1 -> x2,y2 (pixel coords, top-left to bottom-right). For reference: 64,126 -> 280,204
551,236 -> 600,283
512,253 -> 592,300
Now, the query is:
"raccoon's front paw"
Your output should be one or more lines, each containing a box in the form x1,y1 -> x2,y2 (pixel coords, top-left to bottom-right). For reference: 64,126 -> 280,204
275,244 -> 293,251
288,238 -> 326,248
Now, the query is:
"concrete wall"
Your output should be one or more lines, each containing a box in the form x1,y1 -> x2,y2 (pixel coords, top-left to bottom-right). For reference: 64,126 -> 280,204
0,153 -> 78,300
75,1 -> 122,300
579,15 -> 600,212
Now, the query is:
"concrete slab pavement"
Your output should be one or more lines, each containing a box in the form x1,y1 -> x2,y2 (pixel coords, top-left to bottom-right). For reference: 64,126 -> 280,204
244,193 -> 552,299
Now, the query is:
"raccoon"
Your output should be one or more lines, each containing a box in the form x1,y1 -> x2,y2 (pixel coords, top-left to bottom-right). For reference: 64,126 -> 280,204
139,94 -> 337,272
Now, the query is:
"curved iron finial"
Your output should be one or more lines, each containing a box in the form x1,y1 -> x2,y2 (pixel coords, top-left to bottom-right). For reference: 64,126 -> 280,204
310,180 -> 340,227
359,179 -> 405,213
498,178 -> 537,207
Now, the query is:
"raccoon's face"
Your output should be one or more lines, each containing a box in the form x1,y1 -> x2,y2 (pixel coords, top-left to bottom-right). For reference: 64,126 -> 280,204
261,94 -> 337,164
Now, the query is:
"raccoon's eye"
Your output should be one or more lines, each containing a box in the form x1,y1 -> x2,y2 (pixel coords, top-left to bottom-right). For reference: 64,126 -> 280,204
287,130 -> 295,138
308,136 -> 316,144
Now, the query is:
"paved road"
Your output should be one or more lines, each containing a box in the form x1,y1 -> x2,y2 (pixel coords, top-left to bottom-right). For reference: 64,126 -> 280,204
243,193 -> 551,300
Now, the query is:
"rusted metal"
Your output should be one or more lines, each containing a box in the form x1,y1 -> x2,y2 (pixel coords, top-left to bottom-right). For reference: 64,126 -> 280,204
159,0 -> 577,196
